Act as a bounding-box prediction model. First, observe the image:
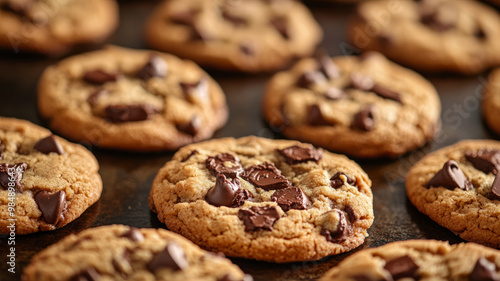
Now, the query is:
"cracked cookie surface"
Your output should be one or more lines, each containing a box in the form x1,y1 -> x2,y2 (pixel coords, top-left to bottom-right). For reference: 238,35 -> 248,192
320,240 -> 500,281
22,225 -> 253,281
38,46 -> 228,152
0,117 -> 101,234
0,0 -> 118,55
144,0 -> 322,72
406,140 -> 500,248
348,0 -> 500,74
148,136 -> 374,263
263,52 -> 440,158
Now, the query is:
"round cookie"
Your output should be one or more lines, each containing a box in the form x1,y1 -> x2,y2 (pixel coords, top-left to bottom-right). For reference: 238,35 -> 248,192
406,140 -> 500,248
348,0 -> 500,74
262,52 -> 441,158
483,68 -> 500,135
0,0 -> 118,55
320,240 -> 500,281
0,117 -> 102,234
149,136 -> 374,263
22,225 -> 253,281
38,46 -> 228,152
144,0 -> 323,72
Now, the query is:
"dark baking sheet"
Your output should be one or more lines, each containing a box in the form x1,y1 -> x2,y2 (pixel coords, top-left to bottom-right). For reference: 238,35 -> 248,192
0,1 -> 497,280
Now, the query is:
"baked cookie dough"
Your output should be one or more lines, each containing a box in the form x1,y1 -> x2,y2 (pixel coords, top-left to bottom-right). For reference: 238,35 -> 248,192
348,0 -> 500,74
262,52 -> 440,158
149,136 -> 374,263
144,0 -> 322,72
320,240 -> 500,281
0,117 -> 101,234
38,46 -> 228,152
0,0 -> 118,55
406,140 -> 500,248
22,225 -> 253,281
483,68 -> 500,136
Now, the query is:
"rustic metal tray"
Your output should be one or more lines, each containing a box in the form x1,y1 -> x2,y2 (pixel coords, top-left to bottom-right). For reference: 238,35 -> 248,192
0,1 -> 496,280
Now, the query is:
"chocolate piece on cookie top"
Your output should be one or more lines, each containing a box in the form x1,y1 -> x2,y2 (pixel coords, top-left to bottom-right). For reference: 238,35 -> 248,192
383,255 -> 420,280
466,149 -> 500,175
0,163 -> 28,191
238,206 -> 280,232
205,175 -> 251,207
242,162 -> 290,190
206,153 -> 244,178
34,190 -> 67,225
278,145 -> 323,164
426,160 -> 472,191
470,257 -> 500,281
148,242 -> 189,272
271,186 -> 310,212
34,135 -> 65,155
83,69 -> 121,85
321,209 -> 350,243
105,104 -> 159,123
352,105 -> 375,132
136,55 -> 168,80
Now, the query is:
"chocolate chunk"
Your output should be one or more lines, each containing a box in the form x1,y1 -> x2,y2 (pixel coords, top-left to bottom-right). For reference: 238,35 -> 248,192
206,153 -> 244,178
271,187 -> 311,212
0,163 -> 27,191
465,149 -> 500,175
105,104 -> 158,123
83,70 -> 119,85
205,174 -> 241,207
470,257 -> 500,281
271,17 -> 289,39
321,210 -> 349,243
34,135 -> 65,155
177,116 -> 201,136
278,145 -> 323,164
318,54 -> 340,79
324,87 -> 347,100
345,205 -> 358,222
426,160 -> 472,191
87,88 -> 109,105
219,274 -> 254,281
136,55 -> 168,80
352,105 -> 375,132
232,189 -> 252,208
491,173 -> 500,200
242,162 -> 290,190
148,242 -> 188,272
330,172 -> 356,189
296,71 -> 327,88
384,255 -> 419,280
121,227 -> 144,242
182,150 -> 199,162
308,104 -> 331,126
222,10 -> 247,26
70,267 -> 100,281
350,73 -> 375,91
170,9 -> 198,25
420,11 -> 455,32
371,84 -> 402,103
0,140 -> 4,160
238,206 -> 280,232
181,77 -> 209,102
34,190 -> 66,225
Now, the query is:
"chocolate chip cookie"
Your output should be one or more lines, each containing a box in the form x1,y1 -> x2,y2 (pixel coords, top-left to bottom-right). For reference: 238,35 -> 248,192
263,52 -> 441,158
22,225 -> 253,281
406,140 -> 500,248
0,117 -> 101,234
38,46 -> 228,152
149,136 -> 374,263
348,0 -> 500,74
483,68 -> 500,136
0,0 -> 118,55
144,0 -> 322,72
320,240 -> 500,281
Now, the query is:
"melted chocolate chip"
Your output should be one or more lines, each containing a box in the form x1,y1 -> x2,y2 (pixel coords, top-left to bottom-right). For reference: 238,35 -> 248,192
182,150 -> 199,162
296,71 -> 327,88
324,87 -> 347,100
345,205 -> 358,222
177,116 -> 201,136
0,163 -> 27,191
232,189 -> 252,208
350,73 -> 375,91
181,78 -> 209,103
70,267 -> 100,281
206,153 -> 243,178
136,55 -> 168,80
271,17 -> 289,39
321,210 -> 349,243
87,88 -> 109,105
278,145 -> 323,164
470,257 -> 500,281
83,70 -> 119,85
271,187 -> 311,212
34,190 -> 66,225
426,160 -> 472,191
308,104 -> 331,126
242,162 -> 290,190
384,255 -> 419,280
330,172 -> 356,189
465,149 -> 500,175
34,135 -> 65,155
238,206 -> 280,232
222,10 -> 247,26
205,174 -> 241,207
491,173 -> 500,200
371,84 -> 402,103
148,242 -> 188,272
105,104 -> 158,123
170,9 -> 198,25
352,105 -> 375,132
121,227 -> 144,242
